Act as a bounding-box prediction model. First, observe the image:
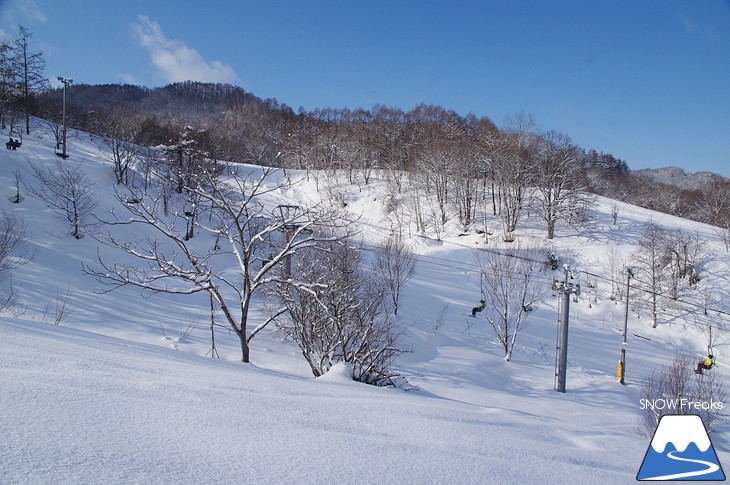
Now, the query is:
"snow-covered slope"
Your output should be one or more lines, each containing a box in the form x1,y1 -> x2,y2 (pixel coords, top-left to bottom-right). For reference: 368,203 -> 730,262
1,122 -> 728,484
1,317 -> 641,484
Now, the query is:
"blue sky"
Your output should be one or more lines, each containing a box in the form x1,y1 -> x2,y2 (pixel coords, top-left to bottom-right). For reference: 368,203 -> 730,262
1,0 -> 729,176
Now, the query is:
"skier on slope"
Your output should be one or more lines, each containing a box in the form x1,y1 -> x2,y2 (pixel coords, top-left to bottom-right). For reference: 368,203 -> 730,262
471,300 -> 486,317
696,354 -> 715,375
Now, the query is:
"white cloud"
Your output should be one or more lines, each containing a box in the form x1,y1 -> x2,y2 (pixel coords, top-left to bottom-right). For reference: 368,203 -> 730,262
0,0 -> 47,23
674,12 -> 715,41
118,72 -> 142,86
131,15 -> 238,85
16,0 -> 46,23
0,0 -> 46,31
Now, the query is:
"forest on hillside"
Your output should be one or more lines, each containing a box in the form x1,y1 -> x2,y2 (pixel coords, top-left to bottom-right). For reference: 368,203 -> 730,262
2,26 -> 730,233
30,81 -> 730,230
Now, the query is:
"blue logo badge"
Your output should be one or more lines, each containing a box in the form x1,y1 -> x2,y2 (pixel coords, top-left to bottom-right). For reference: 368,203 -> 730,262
637,414 -> 725,481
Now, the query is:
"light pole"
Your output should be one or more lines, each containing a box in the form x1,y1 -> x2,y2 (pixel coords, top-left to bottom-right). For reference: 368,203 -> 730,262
57,76 -> 73,158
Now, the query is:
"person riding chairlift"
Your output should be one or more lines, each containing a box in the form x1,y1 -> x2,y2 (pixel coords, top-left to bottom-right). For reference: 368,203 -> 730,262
471,300 -> 486,317
696,354 -> 715,375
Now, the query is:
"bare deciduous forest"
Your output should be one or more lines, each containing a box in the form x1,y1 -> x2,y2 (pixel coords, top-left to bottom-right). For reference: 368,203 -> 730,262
22,80 -> 728,235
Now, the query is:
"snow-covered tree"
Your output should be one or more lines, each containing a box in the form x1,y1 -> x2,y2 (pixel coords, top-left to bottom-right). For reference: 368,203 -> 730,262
269,239 -> 406,385
84,163 -> 349,363
533,130 -> 591,239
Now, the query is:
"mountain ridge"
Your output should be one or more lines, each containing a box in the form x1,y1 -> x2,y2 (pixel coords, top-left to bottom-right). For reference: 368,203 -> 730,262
633,166 -> 725,191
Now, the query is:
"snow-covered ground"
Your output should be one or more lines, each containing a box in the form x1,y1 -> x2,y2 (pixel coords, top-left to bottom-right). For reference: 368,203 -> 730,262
1,123 -> 728,484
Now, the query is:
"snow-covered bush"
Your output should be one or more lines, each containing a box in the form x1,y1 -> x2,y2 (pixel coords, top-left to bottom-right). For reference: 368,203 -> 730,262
269,238 -> 407,386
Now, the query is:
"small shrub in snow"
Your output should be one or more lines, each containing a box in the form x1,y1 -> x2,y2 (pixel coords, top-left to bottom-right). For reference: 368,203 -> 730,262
269,238 -> 407,386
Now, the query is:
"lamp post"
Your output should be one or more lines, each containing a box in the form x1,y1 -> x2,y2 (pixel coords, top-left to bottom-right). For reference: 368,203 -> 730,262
57,76 -> 73,158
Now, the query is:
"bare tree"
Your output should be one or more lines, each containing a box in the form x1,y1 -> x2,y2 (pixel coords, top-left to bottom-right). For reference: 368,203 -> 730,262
418,147 -> 452,227
404,171 -> 427,234
25,160 -> 97,239
484,114 -> 537,241
610,201 -> 619,226
533,130 -> 591,239
450,128 -> 481,232
95,110 -> 147,185
269,239 -> 406,385
639,353 -> 724,437
42,282 -> 76,326
0,210 -> 33,312
663,230 -> 703,300
41,116 -> 64,150
84,163 -> 349,363
373,235 -> 416,316
695,178 -> 730,226
607,243 -> 626,301
0,211 -> 31,279
3,106 -> 22,140
0,39 -> 19,131
159,126 -> 217,240
10,170 -> 22,204
633,223 -> 667,328
478,244 -> 548,360
719,223 -> 730,252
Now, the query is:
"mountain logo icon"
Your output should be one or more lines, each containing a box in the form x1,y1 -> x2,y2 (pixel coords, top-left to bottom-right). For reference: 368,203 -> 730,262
637,414 -> 725,481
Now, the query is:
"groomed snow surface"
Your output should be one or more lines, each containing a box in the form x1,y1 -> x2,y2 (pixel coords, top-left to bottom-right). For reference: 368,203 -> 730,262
1,124 -> 728,484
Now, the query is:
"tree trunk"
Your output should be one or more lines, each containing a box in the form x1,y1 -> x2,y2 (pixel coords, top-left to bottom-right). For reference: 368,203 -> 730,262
546,218 -> 555,239
239,331 -> 250,362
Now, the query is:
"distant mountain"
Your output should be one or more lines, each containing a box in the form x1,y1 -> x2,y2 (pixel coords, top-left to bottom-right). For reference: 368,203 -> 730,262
633,166 -> 724,191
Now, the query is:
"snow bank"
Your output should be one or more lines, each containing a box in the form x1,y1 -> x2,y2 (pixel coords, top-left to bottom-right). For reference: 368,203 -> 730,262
315,361 -> 355,383
1,318 -> 644,484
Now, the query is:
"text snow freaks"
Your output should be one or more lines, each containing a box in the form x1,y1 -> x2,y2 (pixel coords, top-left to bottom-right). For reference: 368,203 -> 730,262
639,399 -> 724,412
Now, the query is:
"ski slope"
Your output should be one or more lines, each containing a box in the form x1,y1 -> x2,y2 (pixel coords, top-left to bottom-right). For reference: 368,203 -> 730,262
1,122 -> 728,484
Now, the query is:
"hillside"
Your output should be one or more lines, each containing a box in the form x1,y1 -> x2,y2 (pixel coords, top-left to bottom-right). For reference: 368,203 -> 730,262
1,122 -> 728,484
633,166 -> 724,191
